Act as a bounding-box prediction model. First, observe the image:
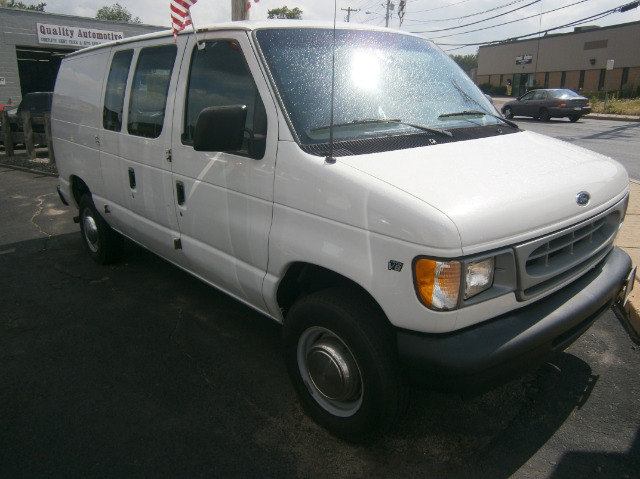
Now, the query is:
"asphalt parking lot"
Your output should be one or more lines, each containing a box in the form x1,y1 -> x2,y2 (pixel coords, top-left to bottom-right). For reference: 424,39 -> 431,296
1,164 -> 639,478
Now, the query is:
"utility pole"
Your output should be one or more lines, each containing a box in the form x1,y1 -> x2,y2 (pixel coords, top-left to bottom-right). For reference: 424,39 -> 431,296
341,7 -> 359,22
231,0 -> 249,21
384,1 -> 394,28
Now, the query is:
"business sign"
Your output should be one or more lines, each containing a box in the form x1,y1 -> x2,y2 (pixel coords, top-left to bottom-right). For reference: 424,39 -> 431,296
515,54 -> 533,65
37,23 -> 124,48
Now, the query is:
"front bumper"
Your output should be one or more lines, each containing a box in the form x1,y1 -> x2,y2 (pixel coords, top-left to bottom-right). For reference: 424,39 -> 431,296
397,246 -> 632,393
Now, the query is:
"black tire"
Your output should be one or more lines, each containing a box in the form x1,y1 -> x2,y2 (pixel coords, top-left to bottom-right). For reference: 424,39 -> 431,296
503,106 -> 514,119
539,108 -> 551,121
78,194 -> 123,264
283,288 -> 407,442
569,115 -> 581,122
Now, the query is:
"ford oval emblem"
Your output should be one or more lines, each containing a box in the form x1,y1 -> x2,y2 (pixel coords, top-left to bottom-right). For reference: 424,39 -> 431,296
576,191 -> 591,206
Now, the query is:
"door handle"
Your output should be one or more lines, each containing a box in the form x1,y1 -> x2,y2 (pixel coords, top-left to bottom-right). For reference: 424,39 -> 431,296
176,181 -> 185,206
128,167 -> 136,189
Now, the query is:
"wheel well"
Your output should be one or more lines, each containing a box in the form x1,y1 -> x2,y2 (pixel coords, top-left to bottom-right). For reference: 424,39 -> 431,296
277,263 -> 386,321
70,176 -> 91,206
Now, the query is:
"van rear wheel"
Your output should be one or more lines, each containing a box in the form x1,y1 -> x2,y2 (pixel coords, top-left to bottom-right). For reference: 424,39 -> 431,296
283,288 -> 407,442
79,195 -> 123,264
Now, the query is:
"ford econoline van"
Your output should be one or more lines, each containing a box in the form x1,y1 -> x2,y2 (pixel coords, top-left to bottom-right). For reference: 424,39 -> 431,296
52,21 -> 635,441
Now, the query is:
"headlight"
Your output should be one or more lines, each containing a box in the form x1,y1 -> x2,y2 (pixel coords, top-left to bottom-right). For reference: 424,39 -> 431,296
414,257 -> 495,311
464,258 -> 495,300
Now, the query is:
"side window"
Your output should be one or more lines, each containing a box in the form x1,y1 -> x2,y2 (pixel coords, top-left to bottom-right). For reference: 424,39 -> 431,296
521,92 -> 535,101
184,40 -> 267,159
103,49 -> 133,131
128,44 -> 177,138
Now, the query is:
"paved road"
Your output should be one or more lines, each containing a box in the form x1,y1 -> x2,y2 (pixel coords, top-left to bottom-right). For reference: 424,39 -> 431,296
1,165 -> 639,478
512,118 -> 640,181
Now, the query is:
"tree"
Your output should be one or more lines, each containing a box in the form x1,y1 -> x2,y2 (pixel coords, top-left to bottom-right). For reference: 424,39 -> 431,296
450,53 -> 478,74
96,3 -> 141,23
1,0 -> 46,11
267,6 -> 303,19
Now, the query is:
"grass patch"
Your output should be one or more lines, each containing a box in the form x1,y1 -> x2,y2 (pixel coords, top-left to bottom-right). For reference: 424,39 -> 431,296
590,97 -> 640,116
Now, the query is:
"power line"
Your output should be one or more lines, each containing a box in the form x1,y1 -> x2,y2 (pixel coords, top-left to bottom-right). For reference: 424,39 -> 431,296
425,0 -> 589,40
437,4 -> 630,50
408,0 -> 475,15
411,0 -> 541,33
405,0 -> 529,24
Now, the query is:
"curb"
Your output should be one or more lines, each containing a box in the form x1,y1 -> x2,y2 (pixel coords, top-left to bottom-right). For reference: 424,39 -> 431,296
584,113 -> 640,122
619,179 -> 640,338
624,285 -> 640,341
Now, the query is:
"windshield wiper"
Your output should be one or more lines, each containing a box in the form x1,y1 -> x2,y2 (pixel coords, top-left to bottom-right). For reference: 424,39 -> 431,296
310,118 -> 453,138
438,109 -> 519,129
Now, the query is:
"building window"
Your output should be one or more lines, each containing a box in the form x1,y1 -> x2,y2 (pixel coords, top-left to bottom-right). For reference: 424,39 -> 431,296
487,74 -> 492,85
560,71 -> 566,88
544,72 -> 549,88
499,74 -> 503,87
598,69 -> 606,90
621,67 -> 630,89
578,70 -> 585,90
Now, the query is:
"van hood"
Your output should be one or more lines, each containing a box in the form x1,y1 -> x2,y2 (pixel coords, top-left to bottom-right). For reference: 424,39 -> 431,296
340,130 -> 629,254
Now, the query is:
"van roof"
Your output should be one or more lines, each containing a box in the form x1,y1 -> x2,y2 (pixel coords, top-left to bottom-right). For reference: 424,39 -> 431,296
64,21 -> 413,57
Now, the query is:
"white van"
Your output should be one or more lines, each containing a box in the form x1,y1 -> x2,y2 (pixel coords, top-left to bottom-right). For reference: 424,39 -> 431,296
53,21 -> 635,441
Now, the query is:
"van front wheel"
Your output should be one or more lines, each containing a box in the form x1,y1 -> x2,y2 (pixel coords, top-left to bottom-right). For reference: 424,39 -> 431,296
283,289 -> 407,441
79,195 -> 123,264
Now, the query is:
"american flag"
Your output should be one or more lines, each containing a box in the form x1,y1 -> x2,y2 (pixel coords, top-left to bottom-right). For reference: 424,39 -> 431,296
171,0 -> 198,41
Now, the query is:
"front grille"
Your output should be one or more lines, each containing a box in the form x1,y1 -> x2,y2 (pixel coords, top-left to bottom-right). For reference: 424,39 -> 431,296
513,199 -> 627,301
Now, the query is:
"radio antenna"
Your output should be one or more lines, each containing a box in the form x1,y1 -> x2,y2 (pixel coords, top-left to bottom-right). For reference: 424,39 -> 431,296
325,0 -> 337,164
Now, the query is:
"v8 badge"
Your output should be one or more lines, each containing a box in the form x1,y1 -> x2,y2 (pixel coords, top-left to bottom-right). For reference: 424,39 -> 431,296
388,260 -> 404,272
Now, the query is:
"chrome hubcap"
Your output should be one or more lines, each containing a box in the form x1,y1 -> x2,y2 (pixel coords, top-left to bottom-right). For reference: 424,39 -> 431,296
82,211 -> 99,253
298,327 -> 363,417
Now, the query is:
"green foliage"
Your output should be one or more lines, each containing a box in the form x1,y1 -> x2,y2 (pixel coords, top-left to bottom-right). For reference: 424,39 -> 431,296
478,83 -> 507,96
449,53 -> 478,74
590,96 -> 640,115
588,84 -> 639,101
3,0 -> 46,11
96,3 -> 141,23
267,6 -> 303,19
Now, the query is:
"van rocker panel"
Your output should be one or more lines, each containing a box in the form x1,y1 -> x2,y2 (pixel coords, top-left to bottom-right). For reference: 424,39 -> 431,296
397,246 -> 632,391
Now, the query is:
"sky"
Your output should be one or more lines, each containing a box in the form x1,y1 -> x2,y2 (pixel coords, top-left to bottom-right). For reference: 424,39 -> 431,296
40,0 -> 640,55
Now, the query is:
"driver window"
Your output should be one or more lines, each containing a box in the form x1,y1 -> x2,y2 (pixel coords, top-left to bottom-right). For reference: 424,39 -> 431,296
183,40 -> 267,159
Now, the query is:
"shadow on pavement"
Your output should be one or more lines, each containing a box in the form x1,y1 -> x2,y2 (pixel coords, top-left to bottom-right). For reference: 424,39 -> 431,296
0,232 -> 618,478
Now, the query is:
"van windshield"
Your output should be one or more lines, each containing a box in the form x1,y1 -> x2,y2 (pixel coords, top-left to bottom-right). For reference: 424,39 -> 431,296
255,28 -> 500,147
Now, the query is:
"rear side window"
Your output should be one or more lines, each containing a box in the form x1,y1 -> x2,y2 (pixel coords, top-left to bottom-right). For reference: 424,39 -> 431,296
128,44 -> 177,138
183,40 -> 266,158
103,49 -> 133,131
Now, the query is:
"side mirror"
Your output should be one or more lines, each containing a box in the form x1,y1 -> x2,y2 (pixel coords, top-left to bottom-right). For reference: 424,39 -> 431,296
193,105 -> 247,152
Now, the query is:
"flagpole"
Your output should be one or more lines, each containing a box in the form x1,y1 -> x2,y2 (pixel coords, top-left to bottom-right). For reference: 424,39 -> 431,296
189,12 -> 205,49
